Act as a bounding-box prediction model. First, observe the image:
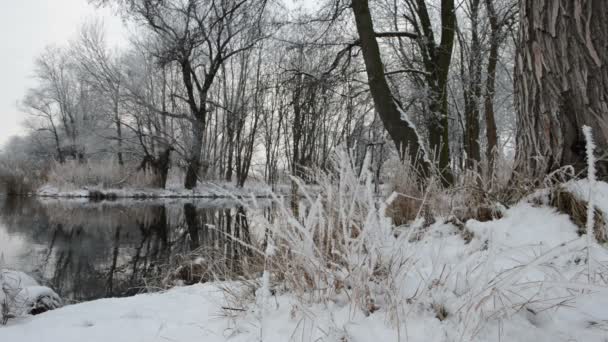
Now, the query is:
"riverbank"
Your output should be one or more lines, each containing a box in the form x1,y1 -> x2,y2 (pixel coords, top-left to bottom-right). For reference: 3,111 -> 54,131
0,283 -> 420,342
36,181 -> 290,200
3,180 -> 608,341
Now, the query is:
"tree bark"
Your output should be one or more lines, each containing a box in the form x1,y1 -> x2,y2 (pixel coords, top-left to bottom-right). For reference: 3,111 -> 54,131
185,119 -> 204,189
483,0 -> 500,174
351,0 -> 431,179
411,0 -> 457,185
463,0 -> 482,172
515,0 -> 608,180
113,86 -> 124,166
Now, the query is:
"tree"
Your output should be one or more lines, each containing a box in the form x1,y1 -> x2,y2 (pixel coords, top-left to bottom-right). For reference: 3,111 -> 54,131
104,0 -> 269,189
72,22 -> 125,165
402,0 -> 457,185
120,46 -> 180,188
460,0 -> 483,172
515,0 -> 608,180
22,89 -> 65,163
25,46 -> 108,163
351,0 -> 431,180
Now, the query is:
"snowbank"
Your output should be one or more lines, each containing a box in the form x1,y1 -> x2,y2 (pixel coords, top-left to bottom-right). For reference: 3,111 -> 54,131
0,282 -> 452,342
2,194 -> 608,341
1,270 -> 62,319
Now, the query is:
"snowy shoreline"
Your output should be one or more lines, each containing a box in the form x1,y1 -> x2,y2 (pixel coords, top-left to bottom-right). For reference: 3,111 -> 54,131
3,179 -> 608,341
3,194 -> 608,341
34,182 -> 290,200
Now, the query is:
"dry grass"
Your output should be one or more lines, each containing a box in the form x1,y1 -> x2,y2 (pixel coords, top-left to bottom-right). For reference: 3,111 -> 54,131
46,159 -> 159,189
385,157 -> 443,226
206,151 -> 408,320
387,160 -> 507,231
0,160 -> 47,195
160,246 -> 265,288
546,186 -> 607,243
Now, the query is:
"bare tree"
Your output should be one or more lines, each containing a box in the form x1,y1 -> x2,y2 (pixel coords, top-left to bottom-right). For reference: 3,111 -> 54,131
72,22 -> 125,165
351,0 -> 431,180
22,89 -> 65,163
102,0 -> 269,188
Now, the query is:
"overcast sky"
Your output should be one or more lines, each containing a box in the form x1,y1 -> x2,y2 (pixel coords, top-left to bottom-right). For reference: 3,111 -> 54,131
0,1 -> 126,148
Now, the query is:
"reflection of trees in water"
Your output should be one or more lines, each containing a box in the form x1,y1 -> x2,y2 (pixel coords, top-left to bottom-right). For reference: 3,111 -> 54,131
0,198 -> 257,301
179,205 -> 255,280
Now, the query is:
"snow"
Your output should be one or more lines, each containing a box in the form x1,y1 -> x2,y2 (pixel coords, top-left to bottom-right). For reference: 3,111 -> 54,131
1,270 -> 62,318
0,285 -> 228,342
4,183 -> 608,341
1,270 -> 39,290
36,181 -> 291,199
395,100 -> 431,164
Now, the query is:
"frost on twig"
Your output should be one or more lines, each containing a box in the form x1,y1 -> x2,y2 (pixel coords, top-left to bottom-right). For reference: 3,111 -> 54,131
582,125 -> 597,282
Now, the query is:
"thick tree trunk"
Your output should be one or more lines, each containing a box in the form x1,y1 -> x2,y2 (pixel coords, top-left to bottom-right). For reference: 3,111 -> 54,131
138,147 -> 172,188
351,0 -> 431,179
515,0 -> 608,180
156,147 -> 172,189
185,119 -> 204,189
180,59 -> 208,190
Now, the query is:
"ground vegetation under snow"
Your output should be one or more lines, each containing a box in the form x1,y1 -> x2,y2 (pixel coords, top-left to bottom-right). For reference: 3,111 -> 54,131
3,154 -> 608,341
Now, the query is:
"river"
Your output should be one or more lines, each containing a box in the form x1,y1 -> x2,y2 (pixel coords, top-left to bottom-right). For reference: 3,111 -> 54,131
0,196 -> 270,303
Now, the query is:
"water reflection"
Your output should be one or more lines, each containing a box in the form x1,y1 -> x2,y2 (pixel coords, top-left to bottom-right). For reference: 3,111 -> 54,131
0,197 -> 264,303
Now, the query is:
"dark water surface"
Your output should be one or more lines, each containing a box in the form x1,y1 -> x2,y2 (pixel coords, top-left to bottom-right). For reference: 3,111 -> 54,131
0,196 -> 267,303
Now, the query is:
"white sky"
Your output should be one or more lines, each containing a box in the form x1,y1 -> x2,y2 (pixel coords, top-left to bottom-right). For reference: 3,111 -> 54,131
0,1 -> 127,148
0,0 -> 319,149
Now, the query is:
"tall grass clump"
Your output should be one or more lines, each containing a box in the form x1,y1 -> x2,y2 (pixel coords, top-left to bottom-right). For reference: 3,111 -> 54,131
239,150 -> 405,316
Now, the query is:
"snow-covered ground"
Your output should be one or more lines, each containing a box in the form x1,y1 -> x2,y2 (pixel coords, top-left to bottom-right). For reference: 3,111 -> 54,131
3,180 -> 608,341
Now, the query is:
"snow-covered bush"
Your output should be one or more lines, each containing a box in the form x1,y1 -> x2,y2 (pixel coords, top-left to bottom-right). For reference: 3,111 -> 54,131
1,270 -> 62,324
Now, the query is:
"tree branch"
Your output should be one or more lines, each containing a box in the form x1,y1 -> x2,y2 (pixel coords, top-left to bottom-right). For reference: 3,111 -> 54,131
374,31 -> 418,39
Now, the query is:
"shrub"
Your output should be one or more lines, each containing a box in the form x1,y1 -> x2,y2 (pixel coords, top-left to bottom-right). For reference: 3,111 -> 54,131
233,150 -> 402,315
45,159 -> 159,189
0,161 -> 46,195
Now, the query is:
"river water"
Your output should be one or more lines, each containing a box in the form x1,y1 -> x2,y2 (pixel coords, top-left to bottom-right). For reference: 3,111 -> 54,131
0,196 -> 269,303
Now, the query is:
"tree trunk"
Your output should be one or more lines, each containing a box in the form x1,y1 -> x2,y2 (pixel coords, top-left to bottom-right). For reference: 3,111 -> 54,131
156,147 -> 172,189
351,0 -> 431,179
515,0 -> 608,180
413,0 -> 457,185
483,0 -> 500,174
114,86 -> 124,166
185,119 -> 204,189
463,0 -> 482,172
50,119 -> 64,164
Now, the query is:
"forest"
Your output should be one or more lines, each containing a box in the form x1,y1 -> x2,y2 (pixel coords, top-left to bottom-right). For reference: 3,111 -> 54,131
1,0 -> 522,192
1,0 -> 608,341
